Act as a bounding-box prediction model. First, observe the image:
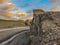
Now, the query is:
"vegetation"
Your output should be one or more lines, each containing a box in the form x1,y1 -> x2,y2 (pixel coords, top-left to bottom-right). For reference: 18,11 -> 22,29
0,19 -> 25,29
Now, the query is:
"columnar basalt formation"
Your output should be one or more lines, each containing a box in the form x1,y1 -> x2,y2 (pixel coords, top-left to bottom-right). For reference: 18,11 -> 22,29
30,9 -> 60,45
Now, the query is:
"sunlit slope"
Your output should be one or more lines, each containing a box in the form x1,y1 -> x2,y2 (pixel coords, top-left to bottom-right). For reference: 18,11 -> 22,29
0,19 -> 25,29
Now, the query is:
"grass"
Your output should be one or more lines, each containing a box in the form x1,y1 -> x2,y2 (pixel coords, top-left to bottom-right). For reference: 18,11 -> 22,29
0,19 -> 26,29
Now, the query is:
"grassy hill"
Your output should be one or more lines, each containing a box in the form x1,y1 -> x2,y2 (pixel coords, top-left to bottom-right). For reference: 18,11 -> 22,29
0,19 -> 25,29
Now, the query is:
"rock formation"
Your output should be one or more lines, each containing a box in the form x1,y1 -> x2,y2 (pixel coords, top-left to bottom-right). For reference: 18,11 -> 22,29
30,9 -> 60,45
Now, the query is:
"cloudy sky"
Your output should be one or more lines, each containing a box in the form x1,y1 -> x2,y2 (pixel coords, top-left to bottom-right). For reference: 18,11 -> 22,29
11,0 -> 60,20
10,0 -> 60,11
0,0 -> 60,20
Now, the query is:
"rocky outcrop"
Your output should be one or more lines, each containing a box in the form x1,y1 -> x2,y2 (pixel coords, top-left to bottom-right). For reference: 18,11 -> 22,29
30,9 -> 60,45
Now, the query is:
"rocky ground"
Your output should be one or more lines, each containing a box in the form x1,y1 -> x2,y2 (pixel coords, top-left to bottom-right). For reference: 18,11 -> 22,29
0,27 -> 30,45
1,30 -> 30,45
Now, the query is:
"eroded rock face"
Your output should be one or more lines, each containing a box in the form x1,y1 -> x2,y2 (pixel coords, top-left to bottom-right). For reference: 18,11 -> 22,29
30,9 -> 60,45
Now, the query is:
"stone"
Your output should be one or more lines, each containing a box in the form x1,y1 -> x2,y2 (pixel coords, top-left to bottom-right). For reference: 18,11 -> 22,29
30,9 -> 60,45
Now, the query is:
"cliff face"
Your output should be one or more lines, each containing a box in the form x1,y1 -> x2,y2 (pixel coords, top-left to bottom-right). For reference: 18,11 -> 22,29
30,9 -> 60,45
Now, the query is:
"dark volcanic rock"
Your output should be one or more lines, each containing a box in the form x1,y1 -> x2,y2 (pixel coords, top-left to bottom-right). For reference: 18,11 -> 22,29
30,9 -> 60,45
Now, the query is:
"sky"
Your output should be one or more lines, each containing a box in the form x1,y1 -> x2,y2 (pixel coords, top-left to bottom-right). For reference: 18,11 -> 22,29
10,0 -> 60,20
0,0 -> 60,20
10,0 -> 60,12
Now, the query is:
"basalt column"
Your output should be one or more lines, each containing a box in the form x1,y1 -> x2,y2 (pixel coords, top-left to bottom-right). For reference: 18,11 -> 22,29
33,9 -> 44,36
30,9 -> 45,45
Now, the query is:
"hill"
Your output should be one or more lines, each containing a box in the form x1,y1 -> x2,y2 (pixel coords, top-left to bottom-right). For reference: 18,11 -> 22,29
0,19 -> 25,29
